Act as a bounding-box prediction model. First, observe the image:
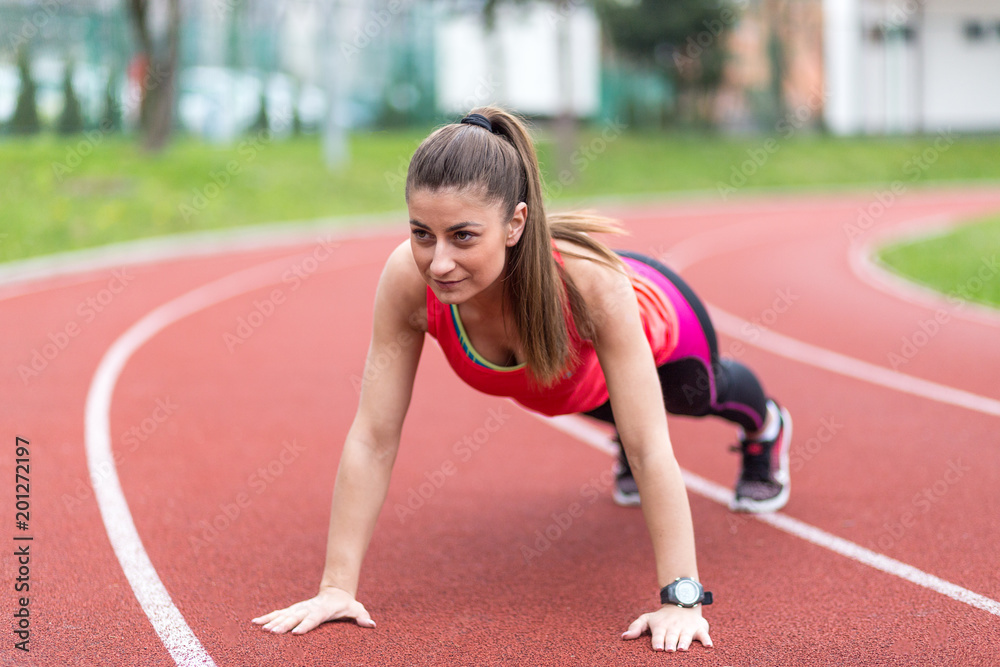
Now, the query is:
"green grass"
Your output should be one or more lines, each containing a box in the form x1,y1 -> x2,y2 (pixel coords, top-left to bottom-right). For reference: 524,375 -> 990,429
3,128 -> 1000,267
0,131 -> 428,263
877,214 -> 1000,309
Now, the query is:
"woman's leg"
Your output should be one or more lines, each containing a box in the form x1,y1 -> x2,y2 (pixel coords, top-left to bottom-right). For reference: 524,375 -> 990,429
587,251 -> 791,512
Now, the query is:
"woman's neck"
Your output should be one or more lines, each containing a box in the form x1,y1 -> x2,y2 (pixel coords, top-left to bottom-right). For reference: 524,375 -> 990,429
460,276 -> 507,323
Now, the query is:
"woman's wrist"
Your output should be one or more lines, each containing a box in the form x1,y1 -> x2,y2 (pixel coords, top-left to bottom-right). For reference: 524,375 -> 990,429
319,570 -> 358,596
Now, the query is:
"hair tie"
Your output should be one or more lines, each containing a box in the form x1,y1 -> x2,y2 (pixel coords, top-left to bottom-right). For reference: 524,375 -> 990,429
460,113 -> 493,133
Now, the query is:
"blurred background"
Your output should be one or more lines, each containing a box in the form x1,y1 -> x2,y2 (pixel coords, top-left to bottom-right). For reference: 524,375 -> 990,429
2,0 -> 999,281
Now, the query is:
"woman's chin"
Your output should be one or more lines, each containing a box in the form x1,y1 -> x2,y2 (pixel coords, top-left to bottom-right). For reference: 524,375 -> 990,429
429,279 -> 470,303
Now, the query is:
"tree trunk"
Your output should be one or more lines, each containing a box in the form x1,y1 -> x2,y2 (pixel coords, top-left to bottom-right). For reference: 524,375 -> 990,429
127,0 -> 181,153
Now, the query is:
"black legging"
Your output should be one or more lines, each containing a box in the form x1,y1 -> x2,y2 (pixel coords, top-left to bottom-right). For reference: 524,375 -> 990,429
583,251 -> 770,434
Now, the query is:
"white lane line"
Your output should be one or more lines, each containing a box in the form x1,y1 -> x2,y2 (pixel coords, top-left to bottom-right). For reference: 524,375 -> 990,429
52,192 -> 1000,659
0,213 -> 400,301
534,207 -> 1000,620
538,414 -> 1000,618
84,253 -> 374,665
847,218 -> 1000,327
664,208 -> 1000,417
708,306 -> 1000,418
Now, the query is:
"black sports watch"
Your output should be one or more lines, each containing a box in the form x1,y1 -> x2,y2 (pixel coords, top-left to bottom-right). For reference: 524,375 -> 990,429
660,578 -> 713,608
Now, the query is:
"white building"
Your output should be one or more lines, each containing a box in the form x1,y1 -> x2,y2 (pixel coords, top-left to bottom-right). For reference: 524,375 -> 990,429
824,0 -> 1000,134
435,2 -> 601,118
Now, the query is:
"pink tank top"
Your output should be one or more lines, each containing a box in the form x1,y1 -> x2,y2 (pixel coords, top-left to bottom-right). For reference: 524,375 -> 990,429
424,252 -> 679,416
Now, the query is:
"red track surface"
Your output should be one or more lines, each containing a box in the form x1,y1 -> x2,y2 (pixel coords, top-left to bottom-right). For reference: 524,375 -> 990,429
4,187 -> 1000,666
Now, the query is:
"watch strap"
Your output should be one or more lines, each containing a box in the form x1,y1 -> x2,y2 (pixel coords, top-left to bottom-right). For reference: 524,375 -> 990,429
659,579 -> 713,606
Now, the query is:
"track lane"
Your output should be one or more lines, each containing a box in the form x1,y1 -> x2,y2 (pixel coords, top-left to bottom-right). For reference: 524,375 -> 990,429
119,187 -> 1000,664
6,187 -> 1000,665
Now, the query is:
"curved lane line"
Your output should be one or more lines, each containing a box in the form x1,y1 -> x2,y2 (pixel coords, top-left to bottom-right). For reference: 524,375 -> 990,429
63,193 -> 1000,664
848,216 -> 1000,327
666,212 -> 1000,417
0,214 -> 399,303
84,253 -> 373,665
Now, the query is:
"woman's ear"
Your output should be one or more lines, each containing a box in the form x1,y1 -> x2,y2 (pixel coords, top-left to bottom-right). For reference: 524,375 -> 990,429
506,202 -> 528,247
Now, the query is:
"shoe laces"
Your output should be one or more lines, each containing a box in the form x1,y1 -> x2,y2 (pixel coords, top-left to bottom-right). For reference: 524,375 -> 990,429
733,439 -> 772,482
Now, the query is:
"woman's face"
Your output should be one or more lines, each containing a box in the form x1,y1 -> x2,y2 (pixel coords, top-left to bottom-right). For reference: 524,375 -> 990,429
407,187 -> 526,306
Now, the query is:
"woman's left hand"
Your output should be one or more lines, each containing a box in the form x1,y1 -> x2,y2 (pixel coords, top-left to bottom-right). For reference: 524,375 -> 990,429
621,605 -> 712,652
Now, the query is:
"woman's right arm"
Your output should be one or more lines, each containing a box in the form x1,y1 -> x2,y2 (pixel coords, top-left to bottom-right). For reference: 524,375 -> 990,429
252,241 -> 427,634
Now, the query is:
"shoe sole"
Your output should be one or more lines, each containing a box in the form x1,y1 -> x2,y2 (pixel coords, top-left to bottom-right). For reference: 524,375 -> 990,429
729,406 -> 792,513
612,488 -> 641,507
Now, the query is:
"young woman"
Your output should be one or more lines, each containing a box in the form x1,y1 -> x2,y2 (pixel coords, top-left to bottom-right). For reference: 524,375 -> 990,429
252,107 -> 791,653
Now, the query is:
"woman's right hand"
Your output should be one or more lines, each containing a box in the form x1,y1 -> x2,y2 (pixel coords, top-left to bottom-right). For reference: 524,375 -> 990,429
252,586 -> 376,634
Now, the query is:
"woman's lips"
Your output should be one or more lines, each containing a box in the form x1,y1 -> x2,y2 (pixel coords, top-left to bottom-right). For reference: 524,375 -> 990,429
434,279 -> 464,290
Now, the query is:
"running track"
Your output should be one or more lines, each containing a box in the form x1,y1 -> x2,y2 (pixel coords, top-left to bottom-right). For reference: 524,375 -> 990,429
3,187 -> 1000,666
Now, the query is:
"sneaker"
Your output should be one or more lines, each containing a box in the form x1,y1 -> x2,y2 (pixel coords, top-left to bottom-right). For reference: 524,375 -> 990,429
729,401 -> 791,513
612,435 -> 641,506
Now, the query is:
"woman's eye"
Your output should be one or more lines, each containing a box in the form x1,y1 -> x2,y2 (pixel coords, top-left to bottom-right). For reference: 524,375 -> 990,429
412,229 -> 430,241
455,231 -> 473,242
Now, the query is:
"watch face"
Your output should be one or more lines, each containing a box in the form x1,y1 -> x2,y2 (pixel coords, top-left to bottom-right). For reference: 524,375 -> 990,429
675,580 -> 700,605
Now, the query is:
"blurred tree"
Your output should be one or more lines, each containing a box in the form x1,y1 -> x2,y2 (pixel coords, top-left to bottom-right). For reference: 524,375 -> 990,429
596,0 -> 739,126
765,0 -> 787,122
101,71 -> 124,133
9,48 -> 41,135
57,62 -> 86,135
126,0 -> 181,152
292,81 -> 304,136
250,91 -> 269,133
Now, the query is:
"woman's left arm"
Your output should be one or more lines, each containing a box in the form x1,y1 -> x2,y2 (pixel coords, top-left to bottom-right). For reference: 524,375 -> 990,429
572,256 -> 713,653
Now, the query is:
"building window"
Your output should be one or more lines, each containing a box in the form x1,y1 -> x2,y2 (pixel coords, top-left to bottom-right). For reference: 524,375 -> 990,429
868,24 -> 916,43
963,20 -> 985,41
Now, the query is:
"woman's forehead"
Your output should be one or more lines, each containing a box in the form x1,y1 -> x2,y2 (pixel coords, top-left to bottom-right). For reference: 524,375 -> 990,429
407,188 -> 504,226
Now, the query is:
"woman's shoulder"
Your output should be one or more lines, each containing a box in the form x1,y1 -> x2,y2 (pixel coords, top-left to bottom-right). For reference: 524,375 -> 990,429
377,240 -> 428,332
553,237 -> 631,303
